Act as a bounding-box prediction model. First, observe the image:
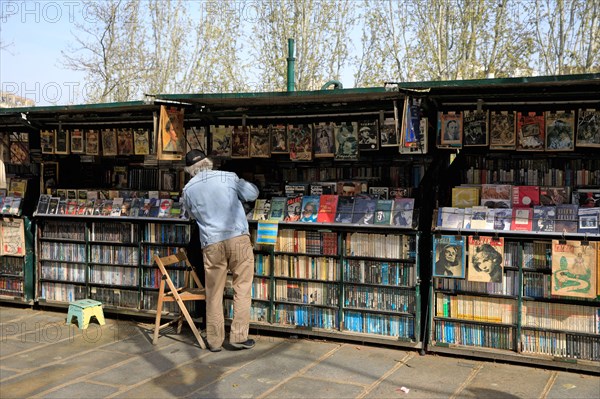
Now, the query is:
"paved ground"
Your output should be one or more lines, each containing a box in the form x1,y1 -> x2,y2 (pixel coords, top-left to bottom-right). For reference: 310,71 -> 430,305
0,305 -> 598,399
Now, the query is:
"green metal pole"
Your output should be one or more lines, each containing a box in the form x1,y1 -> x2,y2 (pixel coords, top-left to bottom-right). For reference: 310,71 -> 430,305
287,38 -> 295,92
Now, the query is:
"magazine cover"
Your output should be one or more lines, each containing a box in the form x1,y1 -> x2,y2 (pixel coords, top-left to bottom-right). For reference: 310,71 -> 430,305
452,186 -> 480,208
489,111 -> 516,150
288,124 -> 313,161
101,129 -> 117,156
68,130 -> 83,154
551,240 -> 597,299
439,112 -> 463,147
116,128 -> 134,155
211,125 -> 232,158
334,122 -> 358,160
392,198 -> 415,228
493,208 -> 512,231
463,110 -> 488,147
133,129 -> 149,155
510,207 -> 533,231
576,108 -> 600,148
357,120 -> 379,151
545,111 -> 575,151
86,130 -> 100,155
380,117 -> 398,147
158,105 -> 184,160
577,208 -> 599,235
516,112 -> 545,151
249,126 -> 271,158
481,184 -> 512,201
433,235 -> 466,278
467,235 -> 504,283
269,124 -> 288,153
54,129 -> 69,154
252,199 -> 271,221
313,122 -> 335,157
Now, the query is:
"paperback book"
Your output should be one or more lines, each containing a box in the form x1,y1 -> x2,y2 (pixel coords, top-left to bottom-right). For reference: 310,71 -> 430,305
392,198 -> 415,228
268,197 -> 287,221
300,195 -> 320,222
554,204 -> 579,233
511,207 -> 533,231
532,206 -> 556,232
577,208 -> 599,235
352,194 -> 377,224
374,199 -> 394,225
316,194 -> 338,223
334,196 -> 354,223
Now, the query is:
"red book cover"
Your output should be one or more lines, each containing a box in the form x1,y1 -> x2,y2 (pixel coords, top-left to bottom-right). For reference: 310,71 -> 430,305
510,207 -> 533,231
512,186 -> 540,207
317,195 -> 339,223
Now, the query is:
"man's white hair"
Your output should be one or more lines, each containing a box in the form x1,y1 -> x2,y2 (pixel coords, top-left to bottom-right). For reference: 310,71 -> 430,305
185,157 -> 213,177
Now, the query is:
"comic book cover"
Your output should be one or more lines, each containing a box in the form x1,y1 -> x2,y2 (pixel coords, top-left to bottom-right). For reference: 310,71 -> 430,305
231,126 -> 250,159
288,124 -> 313,161
249,126 -> 271,158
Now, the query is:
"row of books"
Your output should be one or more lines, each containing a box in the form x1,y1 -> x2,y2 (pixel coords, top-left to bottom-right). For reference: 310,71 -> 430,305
433,320 -> 515,350
451,184 -> 600,209
437,204 -> 599,234
35,194 -> 187,219
342,311 -> 415,338
251,195 -> 416,228
521,330 -> 600,361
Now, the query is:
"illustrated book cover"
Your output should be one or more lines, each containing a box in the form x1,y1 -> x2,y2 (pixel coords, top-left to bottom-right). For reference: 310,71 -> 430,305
351,194 -> 377,224
516,112 -> 545,151
252,199 -> 271,221
283,195 -> 302,222
268,197 -> 287,221
463,110 -> 488,147
532,205 -> 556,232
288,124 -> 313,161
392,198 -> 414,228
334,196 -> 355,223
551,240 -> 597,299
374,199 -> 394,225
300,195 -> 320,222
512,185 -> 540,207
545,111 -> 575,151
510,207 -> 533,231
489,111 -> 516,150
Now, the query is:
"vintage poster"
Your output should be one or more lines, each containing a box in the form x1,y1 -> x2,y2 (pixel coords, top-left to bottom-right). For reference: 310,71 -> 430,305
517,112 -> 545,151
551,240 -> 597,299
576,108 -> 600,148
133,128 -> 150,155
54,129 -> 69,154
313,122 -> 335,158
357,119 -> 379,151
40,130 -> 55,154
380,117 -> 398,147
186,126 -> 206,153
231,126 -> 250,158
433,235 -> 466,278
334,122 -> 358,161
158,105 -> 184,160
467,235 -> 504,283
117,128 -> 134,155
463,110 -> 488,147
545,111 -> 575,151
249,126 -> 270,158
70,129 -> 84,153
288,124 -> 313,161
210,125 -> 232,158
86,129 -> 99,155
269,124 -> 288,154
101,129 -> 117,156
439,112 -> 463,147
9,133 -> 29,164
0,218 -> 26,257
489,111 -> 516,150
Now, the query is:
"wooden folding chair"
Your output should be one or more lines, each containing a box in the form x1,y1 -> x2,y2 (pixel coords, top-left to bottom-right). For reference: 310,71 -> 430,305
152,250 -> 206,349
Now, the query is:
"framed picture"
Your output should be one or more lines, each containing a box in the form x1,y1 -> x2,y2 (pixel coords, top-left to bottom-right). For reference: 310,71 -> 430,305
54,129 -> 69,154
101,129 -> 118,156
186,126 -> 206,153
70,129 -> 84,153
86,130 -> 100,155
158,105 -> 184,161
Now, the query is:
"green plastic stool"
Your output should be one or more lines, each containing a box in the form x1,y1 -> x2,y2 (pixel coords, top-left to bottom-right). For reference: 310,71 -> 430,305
66,299 -> 106,329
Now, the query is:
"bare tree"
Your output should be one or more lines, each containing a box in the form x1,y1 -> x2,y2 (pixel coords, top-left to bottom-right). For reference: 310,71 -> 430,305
248,0 -> 357,92
533,0 -> 600,75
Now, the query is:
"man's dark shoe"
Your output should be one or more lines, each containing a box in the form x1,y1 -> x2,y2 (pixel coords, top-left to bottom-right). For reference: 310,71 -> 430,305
208,345 -> 222,352
230,339 -> 255,350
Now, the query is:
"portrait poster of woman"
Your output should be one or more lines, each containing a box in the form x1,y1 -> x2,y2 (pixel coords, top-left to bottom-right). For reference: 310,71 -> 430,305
334,122 -> 358,161
158,105 -> 184,161
432,235 -> 466,279
467,235 -> 504,283
313,122 -> 334,158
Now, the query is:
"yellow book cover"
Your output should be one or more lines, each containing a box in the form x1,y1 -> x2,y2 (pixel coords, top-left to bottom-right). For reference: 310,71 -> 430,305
452,186 -> 480,208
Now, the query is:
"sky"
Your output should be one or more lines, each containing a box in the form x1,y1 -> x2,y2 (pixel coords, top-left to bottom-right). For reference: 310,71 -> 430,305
1,1 -> 89,106
1,1 -> 358,107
